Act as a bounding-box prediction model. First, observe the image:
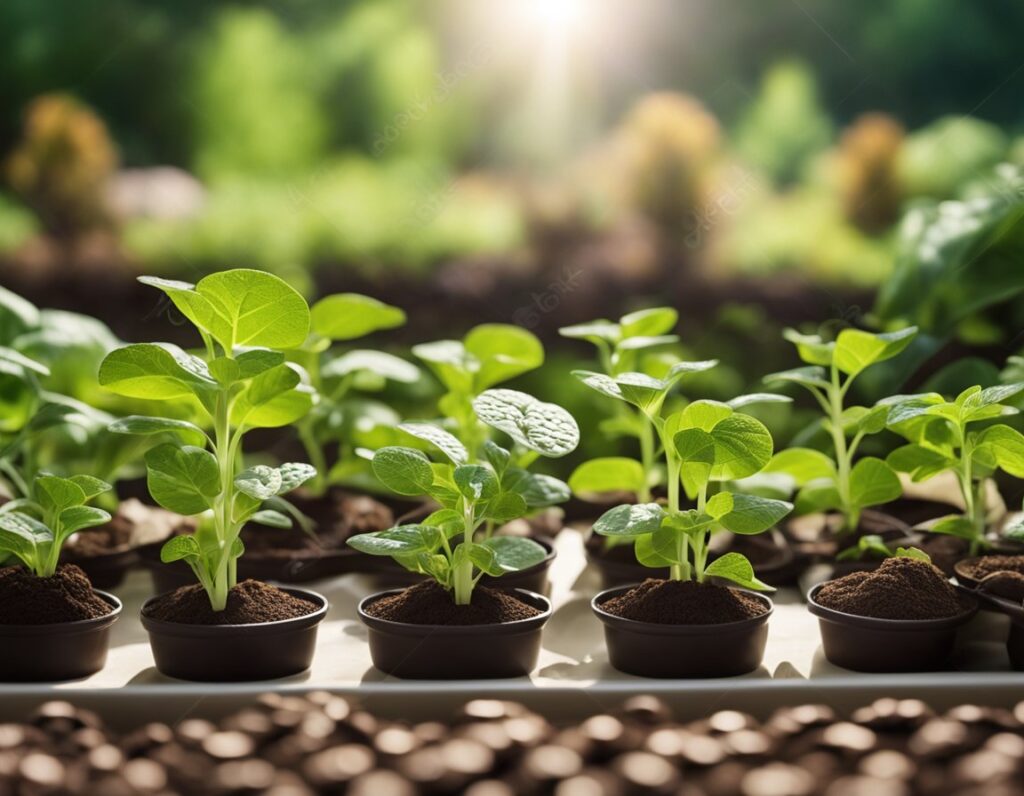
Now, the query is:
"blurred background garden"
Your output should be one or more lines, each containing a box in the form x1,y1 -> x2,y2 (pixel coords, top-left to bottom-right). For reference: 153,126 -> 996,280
4,0 -> 1024,463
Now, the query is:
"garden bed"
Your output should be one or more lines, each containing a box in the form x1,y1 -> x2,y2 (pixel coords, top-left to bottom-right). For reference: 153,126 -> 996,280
2,528 -> 1020,728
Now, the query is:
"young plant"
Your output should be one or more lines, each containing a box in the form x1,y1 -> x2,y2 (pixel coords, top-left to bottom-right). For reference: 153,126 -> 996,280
412,325 -> 543,460
836,535 -> 932,563
561,307 -> 684,503
885,383 -> 1024,555
581,364 -> 793,590
97,270 -> 318,611
348,388 -> 579,604
289,293 -> 419,496
0,473 -> 111,577
764,326 -> 918,534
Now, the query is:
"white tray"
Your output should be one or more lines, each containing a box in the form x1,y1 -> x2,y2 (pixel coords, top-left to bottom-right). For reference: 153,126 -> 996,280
1,528 -> 1021,726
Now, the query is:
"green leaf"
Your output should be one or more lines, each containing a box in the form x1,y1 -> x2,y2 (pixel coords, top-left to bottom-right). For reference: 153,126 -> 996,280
483,440 -> 511,476
231,364 -> 314,428
209,350 -> 284,384
68,476 -> 111,501
886,443 -> 953,482
634,531 -> 677,568
795,481 -> 842,514
593,503 -> 665,537
974,425 -> 1024,477
708,414 -> 774,480
764,448 -> 837,485
501,469 -> 571,508
466,542 -> 502,576
411,340 -> 473,394
372,446 -> 435,496
837,534 -> 894,561
480,536 -> 547,573
678,400 -> 733,432
235,466 -> 283,500
929,515 -> 980,540
782,329 -> 835,366
145,443 -> 221,515
617,335 -> 679,352
715,493 -> 793,535
674,428 -> 716,498
310,293 -> 405,341
764,366 -> 829,390
728,393 -> 792,409
277,462 -> 316,494
250,510 -> 292,529
0,512 -> 50,544
848,457 -> 903,511
58,506 -> 111,537
704,552 -> 774,591
34,475 -> 86,514
568,458 -> 646,497
895,546 -> 931,562
347,525 -> 441,556
108,415 -> 207,447
559,320 -> 621,345
160,534 -> 202,564
487,492 -> 529,523
473,389 -> 579,457
454,465 -> 499,501
322,350 -> 419,384
0,346 -> 48,376
620,307 -> 677,338
98,343 -> 216,400
833,327 -> 917,377
398,422 -> 468,464
464,324 -> 544,390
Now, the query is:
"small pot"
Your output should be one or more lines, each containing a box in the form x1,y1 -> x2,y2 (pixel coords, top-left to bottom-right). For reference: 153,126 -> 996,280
358,588 -> 551,679
953,554 -> 1024,591
806,582 -> 978,672
591,585 -> 773,678
67,548 -> 137,590
955,583 -> 1024,671
0,591 -> 121,682
140,587 -> 328,682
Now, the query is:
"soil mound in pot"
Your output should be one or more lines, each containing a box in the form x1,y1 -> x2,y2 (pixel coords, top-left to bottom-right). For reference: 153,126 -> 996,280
365,580 -> 542,625
816,557 -> 963,620
144,580 -> 317,625
959,554 -> 1024,580
601,579 -> 767,624
64,513 -> 133,557
0,564 -> 111,624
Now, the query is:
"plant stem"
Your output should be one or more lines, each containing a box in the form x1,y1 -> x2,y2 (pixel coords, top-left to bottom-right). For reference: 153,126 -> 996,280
693,485 -> 709,582
298,420 -> 327,497
208,390 -> 236,613
828,367 -> 854,533
638,415 -> 655,502
453,557 -> 473,605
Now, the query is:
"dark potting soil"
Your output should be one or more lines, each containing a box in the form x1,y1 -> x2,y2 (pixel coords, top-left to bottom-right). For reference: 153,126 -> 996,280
365,580 -> 542,626
959,555 -> 1024,602
64,513 -> 133,558
816,557 -> 964,620
0,565 -> 112,624
143,580 -> 317,625
601,579 -> 768,625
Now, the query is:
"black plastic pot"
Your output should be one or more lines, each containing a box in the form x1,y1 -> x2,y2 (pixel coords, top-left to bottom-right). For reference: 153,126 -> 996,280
358,587 -> 551,679
953,554 -> 1024,591
1009,620 -> 1024,670
140,587 -> 328,682
806,582 -> 978,672
0,591 -> 121,682
591,585 -> 772,678
586,536 -> 669,589
66,548 -> 137,590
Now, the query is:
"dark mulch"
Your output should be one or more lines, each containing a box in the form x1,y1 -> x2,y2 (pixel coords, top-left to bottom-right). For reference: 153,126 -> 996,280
601,578 -> 767,625
365,580 -> 541,626
64,514 -> 133,558
0,565 -> 112,624
817,557 -> 964,620
143,580 -> 317,626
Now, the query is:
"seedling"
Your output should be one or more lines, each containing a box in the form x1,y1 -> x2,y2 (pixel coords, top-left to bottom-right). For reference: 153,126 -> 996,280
0,473 -> 111,577
561,307 -> 683,502
884,383 -> 1024,555
348,388 -> 579,604
289,293 -> 419,496
98,270 -> 318,611
764,326 -> 918,534
412,325 -> 543,460
836,534 -> 932,563
582,362 -> 793,591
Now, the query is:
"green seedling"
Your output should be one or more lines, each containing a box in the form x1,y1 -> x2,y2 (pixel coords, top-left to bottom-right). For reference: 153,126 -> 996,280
348,388 -> 579,604
581,362 -> 793,590
0,473 -> 111,577
98,270 -> 319,611
289,293 -> 419,496
836,534 -> 932,563
884,383 -> 1024,555
412,324 -> 543,460
764,326 -> 918,534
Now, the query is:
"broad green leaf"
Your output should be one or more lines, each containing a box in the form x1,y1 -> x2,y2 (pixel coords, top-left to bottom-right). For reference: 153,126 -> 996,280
617,334 -> 679,352
250,510 -> 292,529
322,350 -> 420,384
454,464 -> 499,501
145,443 -> 221,515
568,458 -> 646,497
108,415 -> 207,447
665,360 -> 719,379
208,349 -> 284,384
573,370 -> 625,402
230,364 -> 314,428
235,466 -> 283,500
849,457 -> 903,511
593,502 -> 665,537
466,542 -> 502,576
764,366 -> 829,390
160,534 -> 202,564
930,515 -> 979,540
0,346 -> 48,376
398,422 -> 468,464
704,552 -> 774,591
68,476 -> 111,501
662,509 -> 716,533
0,285 -> 39,341
674,428 -> 716,498
464,324 -> 544,390
834,327 -> 917,377
962,382 -> 1024,413
483,440 -> 511,476
620,307 -> 677,338
98,343 -> 215,400
0,512 -> 50,544
709,414 -> 774,481
473,389 -> 579,457
886,443 -> 953,482
347,525 -> 441,556
974,425 -> 1024,477
837,534 -> 893,561
277,463 -> 316,493
615,372 -> 671,414
716,493 -> 793,535
34,475 -> 86,514
372,447 -> 435,496
728,393 -> 792,409
635,531 -> 677,568
896,546 -> 931,562
58,506 -> 111,538
480,536 -> 547,573
705,492 -> 734,519
795,481 -> 842,514
764,448 -> 837,486
559,320 -> 621,345
679,400 -> 733,432
487,492 -> 529,523
310,294 -> 405,341
411,340 -> 473,394
501,469 -> 571,508
782,329 -> 835,366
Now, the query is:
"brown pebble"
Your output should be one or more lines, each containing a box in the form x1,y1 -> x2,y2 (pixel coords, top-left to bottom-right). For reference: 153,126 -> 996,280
203,731 -> 255,760
304,744 -> 375,785
19,753 -> 64,787
741,762 -> 815,796
613,751 -> 678,792
348,769 -> 416,796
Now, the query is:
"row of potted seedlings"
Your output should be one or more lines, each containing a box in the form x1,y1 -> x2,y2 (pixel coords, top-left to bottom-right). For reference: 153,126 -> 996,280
1,271 -> 1024,683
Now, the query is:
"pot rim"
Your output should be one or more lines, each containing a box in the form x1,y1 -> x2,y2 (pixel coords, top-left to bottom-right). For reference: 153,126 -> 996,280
358,587 -> 551,636
591,582 -> 774,635
952,555 -> 1024,589
140,585 -> 328,638
0,589 -> 122,636
806,581 -> 978,629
